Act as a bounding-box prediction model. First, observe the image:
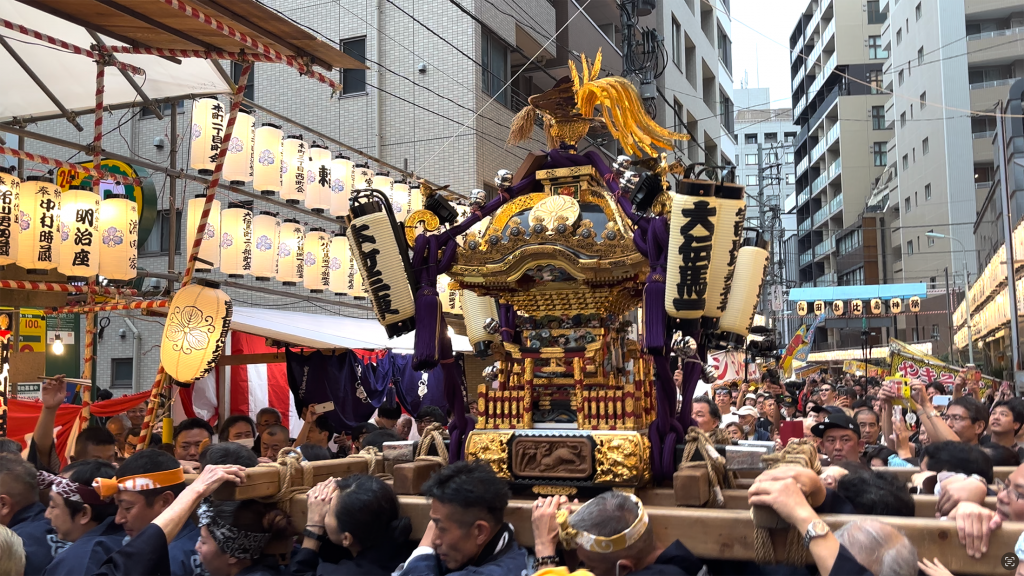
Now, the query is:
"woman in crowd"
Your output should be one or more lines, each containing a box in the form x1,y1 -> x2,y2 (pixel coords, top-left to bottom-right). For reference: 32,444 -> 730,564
290,474 -> 412,575
724,422 -> 744,441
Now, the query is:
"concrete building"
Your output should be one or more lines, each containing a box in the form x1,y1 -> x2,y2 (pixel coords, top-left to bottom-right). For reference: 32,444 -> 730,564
732,88 -> 796,223
2,0 -> 731,394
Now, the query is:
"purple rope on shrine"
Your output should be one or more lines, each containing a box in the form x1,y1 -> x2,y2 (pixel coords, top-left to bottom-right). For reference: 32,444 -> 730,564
412,234 -> 441,371
438,329 -> 473,462
647,354 -> 685,481
641,217 -> 670,356
498,303 -> 519,344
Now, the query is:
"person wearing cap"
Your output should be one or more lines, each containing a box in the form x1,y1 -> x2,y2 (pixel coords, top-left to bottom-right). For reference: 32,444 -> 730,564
736,406 -> 770,441
813,413 -> 864,464
807,403 -> 828,424
99,449 -> 201,576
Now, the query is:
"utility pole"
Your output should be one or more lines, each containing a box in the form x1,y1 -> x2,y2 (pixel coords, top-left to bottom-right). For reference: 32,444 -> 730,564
996,104 -> 1020,377
945,267 -> 955,361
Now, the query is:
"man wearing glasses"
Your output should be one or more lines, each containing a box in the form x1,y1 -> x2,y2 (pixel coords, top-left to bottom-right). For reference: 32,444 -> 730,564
945,464 -> 1024,559
817,383 -> 838,407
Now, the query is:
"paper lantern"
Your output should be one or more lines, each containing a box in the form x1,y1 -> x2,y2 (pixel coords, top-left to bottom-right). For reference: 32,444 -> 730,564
305,144 -> 331,214
276,219 -> 304,285
909,296 -> 922,313
0,169 -> 19,267
251,212 -> 280,281
832,300 -> 844,316
889,298 -> 902,314
347,190 -> 415,337
97,196 -> 139,282
870,298 -> 883,314
796,301 -> 808,316
223,110 -> 255,184
371,172 -> 393,197
850,300 -> 863,316
280,135 -> 307,205
160,279 -> 232,384
58,186 -> 100,281
462,290 -> 499,357
220,206 -> 253,278
189,98 -> 225,174
303,228 -> 330,293
813,301 -> 826,315
328,233 -> 350,294
409,182 -> 424,213
253,123 -> 283,195
439,274 -> 460,313
329,154 -> 353,219
16,176 -> 61,274
348,257 -> 365,298
664,182 -> 717,330
702,182 -> 746,324
186,195 -> 221,272
391,179 -> 411,220
350,163 -> 373,192
719,232 -> 769,342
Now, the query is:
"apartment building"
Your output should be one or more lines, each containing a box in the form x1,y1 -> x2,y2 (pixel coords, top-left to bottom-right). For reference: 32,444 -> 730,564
732,88 -> 796,222
2,0 -> 730,392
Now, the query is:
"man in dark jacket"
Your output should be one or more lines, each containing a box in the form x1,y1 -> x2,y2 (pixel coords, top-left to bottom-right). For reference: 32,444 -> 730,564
0,454 -> 68,574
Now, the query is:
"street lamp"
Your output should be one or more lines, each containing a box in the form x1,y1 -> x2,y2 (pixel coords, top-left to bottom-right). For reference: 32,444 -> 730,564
927,232 -> 974,365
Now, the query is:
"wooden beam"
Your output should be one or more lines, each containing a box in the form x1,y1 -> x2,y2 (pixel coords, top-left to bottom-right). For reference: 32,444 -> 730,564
717,489 -> 998,517
216,349 -> 347,366
870,467 -> 1016,483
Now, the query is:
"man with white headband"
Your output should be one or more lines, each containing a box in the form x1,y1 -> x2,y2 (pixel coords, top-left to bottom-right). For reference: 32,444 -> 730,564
95,449 -> 202,576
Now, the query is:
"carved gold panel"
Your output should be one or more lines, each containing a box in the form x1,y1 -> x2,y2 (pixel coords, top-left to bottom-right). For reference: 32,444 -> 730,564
511,437 -> 593,479
465,431 -> 513,479
592,432 -> 651,486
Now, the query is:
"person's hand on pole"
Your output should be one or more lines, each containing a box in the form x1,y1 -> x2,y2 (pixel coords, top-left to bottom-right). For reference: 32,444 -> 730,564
33,375 -> 66,467
531,496 -> 569,560
152,464 -> 246,544
946,501 -> 1001,559
303,478 -> 338,551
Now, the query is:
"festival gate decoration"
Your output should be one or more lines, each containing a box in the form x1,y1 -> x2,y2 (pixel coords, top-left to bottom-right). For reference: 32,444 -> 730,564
223,110 -> 255,184
702,177 -> 746,328
664,168 -> 716,331
276,219 -> 304,285
832,300 -> 844,316
189,98 -> 225,174
461,290 -> 499,357
280,135 -> 306,205
16,176 -> 61,274
305,144 -> 331,214
329,154 -> 353,218
303,228 -> 330,293
97,196 -> 139,282
251,212 -> 280,281
871,298 -> 883,314
160,279 -> 232,384
186,194 -> 221,272
328,233 -> 350,294
0,169 -> 19,267
220,206 -> 253,278
346,189 -> 415,337
909,296 -> 921,313
718,232 -> 769,343
57,185 -> 100,282
253,123 -> 283,196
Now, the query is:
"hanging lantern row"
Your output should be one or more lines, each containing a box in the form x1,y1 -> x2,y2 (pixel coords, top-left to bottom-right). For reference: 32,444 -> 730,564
796,296 -> 923,317
0,172 -> 139,282
188,99 -> 423,221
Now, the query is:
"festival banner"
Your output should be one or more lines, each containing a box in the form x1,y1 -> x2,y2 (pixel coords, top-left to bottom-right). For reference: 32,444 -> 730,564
793,363 -> 827,379
843,360 -> 886,378
887,339 -> 1005,389
793,312 -> 827,362
780,324 -> 808,377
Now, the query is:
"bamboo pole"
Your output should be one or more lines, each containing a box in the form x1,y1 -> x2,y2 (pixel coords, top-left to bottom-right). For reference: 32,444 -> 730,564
0,280 -> 138,296
44,300 -> 168,315
0,147 -> 142,186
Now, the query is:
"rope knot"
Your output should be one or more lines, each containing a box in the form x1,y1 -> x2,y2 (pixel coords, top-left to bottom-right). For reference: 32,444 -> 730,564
415,423 -> 448,466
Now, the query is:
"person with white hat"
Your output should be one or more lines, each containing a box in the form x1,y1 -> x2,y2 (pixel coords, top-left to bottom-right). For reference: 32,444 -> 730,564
736,406 -> 770,441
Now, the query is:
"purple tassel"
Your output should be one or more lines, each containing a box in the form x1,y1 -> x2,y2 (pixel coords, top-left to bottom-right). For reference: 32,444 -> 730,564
412,234 -> 441,371
498,303 -> 519,344
648,354 -> 685,481
439,328 -> 474,462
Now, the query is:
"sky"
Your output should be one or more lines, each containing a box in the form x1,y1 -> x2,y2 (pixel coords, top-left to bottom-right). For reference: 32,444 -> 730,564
730,0 -> 807,107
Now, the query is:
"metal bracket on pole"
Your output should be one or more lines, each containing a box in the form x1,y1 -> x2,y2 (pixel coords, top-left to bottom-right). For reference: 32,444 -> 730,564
0,35 -> 84,132
88,31 -> 163,120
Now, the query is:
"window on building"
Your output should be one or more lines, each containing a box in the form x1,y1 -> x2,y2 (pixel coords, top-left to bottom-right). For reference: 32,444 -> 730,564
904,197 -> 912,212
915,190 -> 918,205
717,26 -> 732,73
785,132 -> 796,142
902,154 -> 909,170
869,36 -> 888,59
786,173 -> 795,184
927,230 -> 935,246
764,132 -> 778,143
111,358 -> 134,389
672,16 -> 682,68
785,151 -> 794,163
872,106 -> 886,129
140,210 -> 182,255
746,174 -> 758,185
764,152 -> 779,163
900,111 -> 907,127
868,70 -> 883,94
906,240 -> 914,255
719,90 -> 734,136
922,137 -> 929,155
140,100 -> 185,119
231,62 -> 256,100
745,154 -> 758,165
896,28 -> 902,46
898,69 -> 905,86
920,91 -> 927,110
918,47 -> 924,66
745,133 -> 758,145
839,268 -> 865,286
684,33 -> 697,88
340,37 -> 367,95
925,183 -> 931,199
916,3 -> 922,20
837,230 -> 862,255
932,324 -> 940,339
481,30 -> 509,106
867,0 -> 886,24
873,142 -> 887,166
673,99 -> 685,130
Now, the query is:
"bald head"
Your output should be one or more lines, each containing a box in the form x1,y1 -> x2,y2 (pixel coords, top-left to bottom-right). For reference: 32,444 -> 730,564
835,520 -> 917,576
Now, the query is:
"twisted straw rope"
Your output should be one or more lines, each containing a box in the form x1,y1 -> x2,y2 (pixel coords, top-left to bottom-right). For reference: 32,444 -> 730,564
414,423 -> 448,466
677,427 -> 733,507
346,446 -> 392,481
752,439 -> 821,566
256,447 -> 314,511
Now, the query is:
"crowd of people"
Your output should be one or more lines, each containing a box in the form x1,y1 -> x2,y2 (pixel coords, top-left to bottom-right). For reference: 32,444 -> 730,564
0,368 -> 1022,576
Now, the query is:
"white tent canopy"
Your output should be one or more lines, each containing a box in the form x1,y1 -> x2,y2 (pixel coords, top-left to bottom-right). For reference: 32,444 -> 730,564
229,307 -> 472,353
0,0 -> 230,122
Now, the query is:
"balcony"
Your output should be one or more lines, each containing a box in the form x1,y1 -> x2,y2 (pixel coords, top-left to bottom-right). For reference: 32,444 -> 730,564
800,250 -> 813,266
973,133 -> 995,164
970,78 -> 1022,114
829,192 -> 843,213
796,156 -> 809,176
814,236 -> 833,258
808,53 -> 837,99
812,205 -> 828,225
826,158 -> 842,181
967,26 -> 1024,42
798,219 -> 812,234
825,123 -> 840,147
794,94 -> 808,117
811,139 -> 826,163
797,188 -> 810,206
968,28 -> 1024,65
821,19 -> 835,45
969,78 -> 1019,90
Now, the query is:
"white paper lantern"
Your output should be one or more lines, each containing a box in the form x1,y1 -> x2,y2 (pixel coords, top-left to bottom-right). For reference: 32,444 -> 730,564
220,206 -> 253,278
280,136 -> 307,205
223,110 -> 255,184
351,163 -> 373,193
0,169 -> 21,267
16,177 -> 61,274
253,123 -> 283,196
328,233 -> 350,294
462,290 -> 499,357
303,228 -> 330,293
58,186 -> 100,281
719,235 -> 769,342
347,199 -> 415,337
664,183 -> 717,331
371,172 -> 394,197
304,144 -> 331,213
186,195 -> 221,273
409,182 -> 424,213
438,274 -> 460,314
347,257 -> 365,298
160,279 -> 232,384
703,184 -> 746,323
98,196 -> 139,282
329,154 -> 353,219
189,98 -> 226,174
251,212 -> 280,281
391,179 -> 411,220
276,219 -> 304,285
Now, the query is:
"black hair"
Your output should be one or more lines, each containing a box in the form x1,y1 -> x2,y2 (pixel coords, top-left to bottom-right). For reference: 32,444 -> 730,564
95,389 -> 114,402
352,422 -> 379,440
116,449 -> 185,505
861,445 -> 897,466
414,405 -> 448,426
218,415 -> 257,442
692,395 -> 722,422
0,454 -> 39,507
926,381 -> 948,397
949,397 -> 989,429
377,404 -> 402,421
255,407 -> 282,421
851,399 -> 870,411
981,443 -> 1021,467
855,409 -> 881,425
993,399 -> 1024,435
312,415 -> 336,438
836,471 -> 914,517
421,460 -> 509,527
74,426 -> 116,459
361,429 -> 403,451
206,499 -> 294,557
64,459 -> 118,523
199,442 -> 259,468
922,441 -> 994,483
173,418 -> 215,442
332,474 -> 411,547
0,438 -> 22,456
298,443 -> 332,462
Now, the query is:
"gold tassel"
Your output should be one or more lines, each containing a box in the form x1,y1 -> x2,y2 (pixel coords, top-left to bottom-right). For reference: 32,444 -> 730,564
507,104 -> 537,146
543,115 -> 557,150
576,77 -> 690,157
